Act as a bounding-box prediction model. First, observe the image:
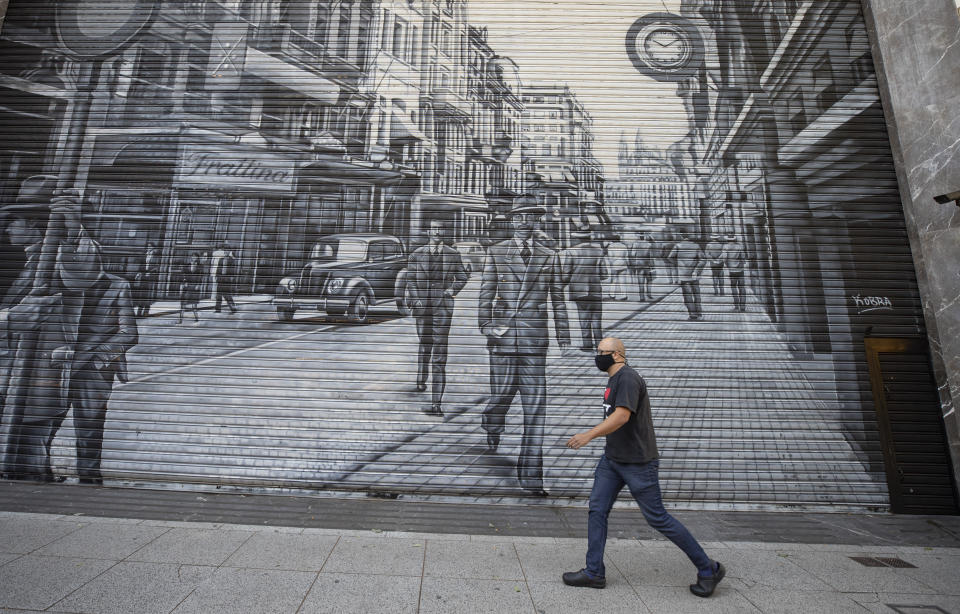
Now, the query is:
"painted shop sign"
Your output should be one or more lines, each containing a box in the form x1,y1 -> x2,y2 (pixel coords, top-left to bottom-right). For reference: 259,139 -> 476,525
851,294 -> 895,314
175,143 -> 297,192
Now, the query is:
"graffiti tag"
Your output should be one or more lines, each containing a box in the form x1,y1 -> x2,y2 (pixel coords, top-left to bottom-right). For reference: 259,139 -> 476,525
851,295 -> 894,314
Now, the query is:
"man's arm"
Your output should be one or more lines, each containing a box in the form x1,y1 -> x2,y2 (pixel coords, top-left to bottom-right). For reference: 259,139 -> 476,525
548,251 -> 570,346
478,250 -> 497,335
448,250 -> 468,296
566,407 -> 631,449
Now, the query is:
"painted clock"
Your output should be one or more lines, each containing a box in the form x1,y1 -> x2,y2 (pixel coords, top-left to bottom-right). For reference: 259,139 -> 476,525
626,13 -> 705,82
56,0 -> 159,58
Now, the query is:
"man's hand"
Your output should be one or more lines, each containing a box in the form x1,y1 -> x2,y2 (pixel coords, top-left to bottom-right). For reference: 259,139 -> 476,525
49,188 -> 83,234
566,432 -> 593,450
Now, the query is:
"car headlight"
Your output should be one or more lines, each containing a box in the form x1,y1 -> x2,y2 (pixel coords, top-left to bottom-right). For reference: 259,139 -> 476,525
328,277 -> 344,293
280,277 -> 298,293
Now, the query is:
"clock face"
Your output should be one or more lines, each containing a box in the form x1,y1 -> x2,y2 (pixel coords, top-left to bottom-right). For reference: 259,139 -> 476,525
75,0 -> 138,39
626,13 -> 704,82
57,0 -> 158,58
642,27 -> 690,69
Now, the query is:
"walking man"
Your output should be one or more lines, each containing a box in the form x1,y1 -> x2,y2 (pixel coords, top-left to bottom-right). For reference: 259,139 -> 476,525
724,235 -> 747,312
561,224 -> 604,353
705,235 -> 725,296
628,233 -> 655,301
603,237 -> 629,301
409,218 -> 468,416
562,336 -> 725,597
211,242 -> 238,314
670,233 -> 705,320
479,197 -> 570,496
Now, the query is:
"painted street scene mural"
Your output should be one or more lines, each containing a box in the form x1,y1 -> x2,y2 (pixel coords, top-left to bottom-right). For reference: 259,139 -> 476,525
0,0 -> 923,509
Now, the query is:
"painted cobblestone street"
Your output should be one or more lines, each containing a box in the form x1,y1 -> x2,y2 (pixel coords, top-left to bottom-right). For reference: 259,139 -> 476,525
38,271 -> 879,509
343,279 -> 877,507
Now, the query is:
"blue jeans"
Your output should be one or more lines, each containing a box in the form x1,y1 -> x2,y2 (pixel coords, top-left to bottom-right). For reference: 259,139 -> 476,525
585,455 -> 712,578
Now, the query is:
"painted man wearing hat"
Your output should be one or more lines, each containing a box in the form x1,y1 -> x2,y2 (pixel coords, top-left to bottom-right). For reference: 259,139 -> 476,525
1,190 -> 138,484
479,197 -> 570,496
561,222 -> 605,352
0,176 -> 54,424
408,218 -> 468,417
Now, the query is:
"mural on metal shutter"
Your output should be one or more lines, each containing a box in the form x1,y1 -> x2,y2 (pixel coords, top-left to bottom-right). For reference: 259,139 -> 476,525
0,0 -> 924,509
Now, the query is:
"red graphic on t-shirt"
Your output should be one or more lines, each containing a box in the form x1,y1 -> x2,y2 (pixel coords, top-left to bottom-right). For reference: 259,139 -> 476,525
604,387 -> 610,400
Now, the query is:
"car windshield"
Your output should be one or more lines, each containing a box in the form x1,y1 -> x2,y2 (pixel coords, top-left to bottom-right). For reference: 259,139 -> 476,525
312,239 -> 367,262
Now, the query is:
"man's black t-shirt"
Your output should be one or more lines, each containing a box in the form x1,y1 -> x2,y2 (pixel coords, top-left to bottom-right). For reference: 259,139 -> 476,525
603,364 -> 659,463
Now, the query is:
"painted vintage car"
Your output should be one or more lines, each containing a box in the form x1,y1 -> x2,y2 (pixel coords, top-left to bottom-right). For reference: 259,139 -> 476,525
273,233 -> 410,324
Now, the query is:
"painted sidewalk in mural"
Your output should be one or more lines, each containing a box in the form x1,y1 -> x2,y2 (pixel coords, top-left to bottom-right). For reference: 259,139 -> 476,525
341,286 -> 885,507
44,275 -> 884,507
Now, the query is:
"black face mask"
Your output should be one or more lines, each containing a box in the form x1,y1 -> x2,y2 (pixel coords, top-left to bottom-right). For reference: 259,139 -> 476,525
595,353 -> 616,372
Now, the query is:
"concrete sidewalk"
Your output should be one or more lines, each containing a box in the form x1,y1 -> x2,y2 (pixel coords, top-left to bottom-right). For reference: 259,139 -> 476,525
1,510 -> 959,614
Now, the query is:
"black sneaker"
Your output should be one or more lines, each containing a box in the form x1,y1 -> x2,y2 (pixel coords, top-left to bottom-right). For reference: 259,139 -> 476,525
690,562 -> 725,598
562,569 -> 606,589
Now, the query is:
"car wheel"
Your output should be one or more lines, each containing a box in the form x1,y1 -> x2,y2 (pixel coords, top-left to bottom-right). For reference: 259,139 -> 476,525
348,291 -> 370,324
397,283 -> 413,316
276,305 -> 295,321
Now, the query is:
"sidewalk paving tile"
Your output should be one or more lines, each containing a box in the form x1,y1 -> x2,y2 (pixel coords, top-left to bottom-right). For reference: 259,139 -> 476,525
418,577 -> 532,614
899,553 -> 960,595
0,517 -> 82,555
783,551 -> 937,594
527,579 -> 652,614
723,541 -> 814,551
423,540 -> 523,580
634,585 -> 762,614
299,572 -> 421,614
387,531 -> 470,541
169,567 -> 315,614
712,549 -> 833,592
140,520 -> 228,530
734,588 -> 866,613
513,542 -> 625,584
0,555 -> 115,610
0,553 -> 19,566
223,532 -> 338,571
321,536 -> 425,576
34,523 -> 168,560
848,592 -> 960,613
60,515 -> 145,525
51,561 -> 216,614
605,542 -> 702,588
126,528 -> 254,566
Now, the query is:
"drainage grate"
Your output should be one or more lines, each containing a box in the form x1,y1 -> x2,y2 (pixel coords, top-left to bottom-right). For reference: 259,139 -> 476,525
849,556 -> 917,568
850,556 -> 888,567
886,606 -> 950,614
876,557 -> 918,568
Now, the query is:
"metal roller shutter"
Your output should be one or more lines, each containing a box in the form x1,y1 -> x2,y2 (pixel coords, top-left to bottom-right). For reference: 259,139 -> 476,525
0,0 -> 929,511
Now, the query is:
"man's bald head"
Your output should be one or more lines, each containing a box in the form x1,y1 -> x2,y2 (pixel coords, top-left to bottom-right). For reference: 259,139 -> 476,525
598,337 -> 626,359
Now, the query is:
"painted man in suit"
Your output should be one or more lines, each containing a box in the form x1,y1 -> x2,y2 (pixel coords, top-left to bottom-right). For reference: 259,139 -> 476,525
561,224 -> 605,353
1,192 -> 137,484
408,219 -> 468,417
479,198 -> 570,496
670,233 -> 706,321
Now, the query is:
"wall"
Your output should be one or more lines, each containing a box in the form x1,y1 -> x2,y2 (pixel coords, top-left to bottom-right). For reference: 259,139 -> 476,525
863,0 -> 960,493
0,0 -> 941,512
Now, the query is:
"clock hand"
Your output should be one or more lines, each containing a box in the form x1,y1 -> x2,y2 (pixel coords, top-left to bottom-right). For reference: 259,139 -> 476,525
653,39 -> 679,48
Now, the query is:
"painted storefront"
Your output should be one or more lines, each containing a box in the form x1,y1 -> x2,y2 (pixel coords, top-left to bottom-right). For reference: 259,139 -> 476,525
0,0 -> 954,512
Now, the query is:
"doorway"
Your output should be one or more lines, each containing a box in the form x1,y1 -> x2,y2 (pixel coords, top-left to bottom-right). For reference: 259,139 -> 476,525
865,336 -> 959,514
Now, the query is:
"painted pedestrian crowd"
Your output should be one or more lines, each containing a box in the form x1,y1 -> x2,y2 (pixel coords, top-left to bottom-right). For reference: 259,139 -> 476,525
1,179 -> 752,495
